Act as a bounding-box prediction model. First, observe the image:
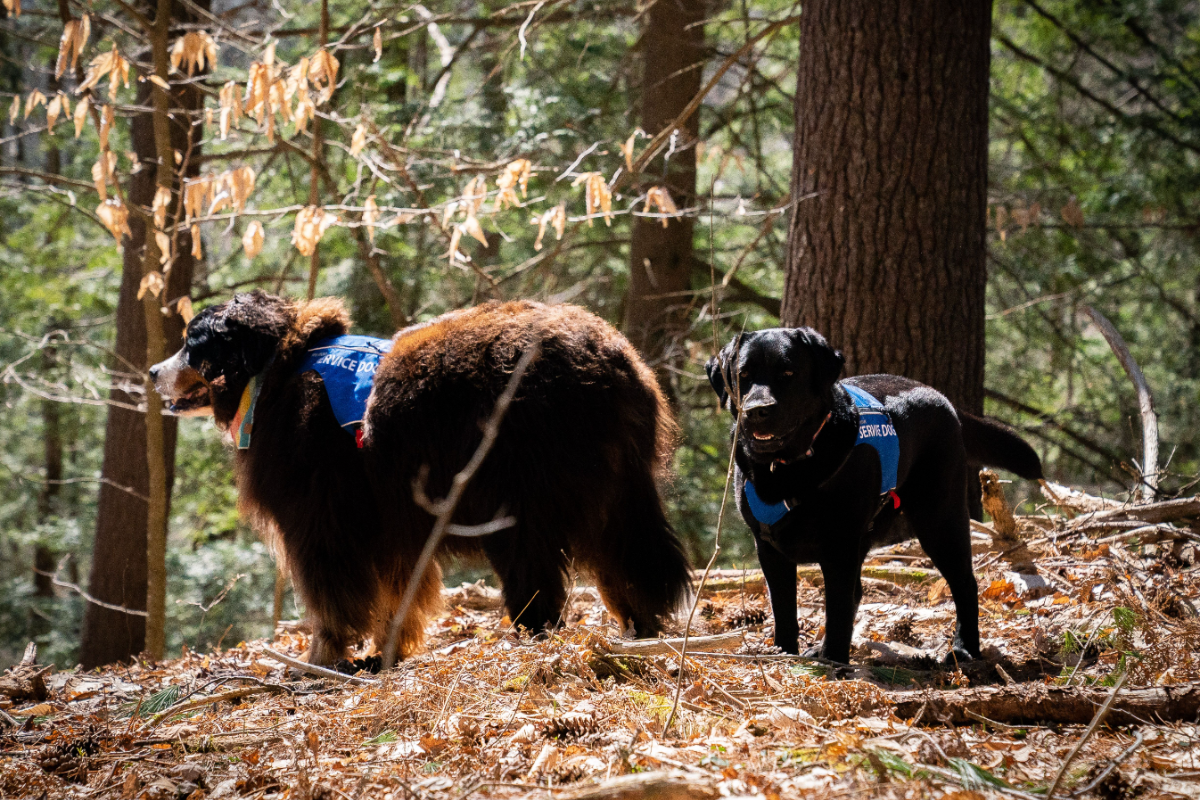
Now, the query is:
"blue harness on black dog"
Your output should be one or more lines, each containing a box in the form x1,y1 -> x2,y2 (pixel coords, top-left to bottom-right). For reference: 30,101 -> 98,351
743,383 -> 900,530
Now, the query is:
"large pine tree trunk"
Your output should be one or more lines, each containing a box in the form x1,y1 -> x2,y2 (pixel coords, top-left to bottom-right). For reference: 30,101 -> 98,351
79,29 -> 203,668
624,0 -> 705,397
781,0 -> 992,415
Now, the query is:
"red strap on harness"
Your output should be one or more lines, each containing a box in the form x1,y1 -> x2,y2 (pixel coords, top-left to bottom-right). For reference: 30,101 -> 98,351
889,490 -> 901,509
355,429 -> 365,449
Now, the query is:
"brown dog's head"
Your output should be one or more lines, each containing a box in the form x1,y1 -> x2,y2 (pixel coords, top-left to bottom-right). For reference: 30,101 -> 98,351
150,291 -> 293,423
706,328 -> 844,463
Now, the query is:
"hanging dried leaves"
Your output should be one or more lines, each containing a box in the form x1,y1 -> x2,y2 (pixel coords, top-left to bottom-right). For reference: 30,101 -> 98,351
170,31 -> 217,77
77,45 -> 131,101
620,129 -> 644,172
1061,196 -> 1085,229
45,93 -> 70,133
373,27 -> 383,63
494,159 -> 532,211
138,270 -> 165,300
643,186 -> 678,228
190,224 -> 202,260
572,172 -> 613,227
98,104 -> 113,152
91,151 -> 116,200
56,15 -> 91,80
73,95 -> 89,138
531,204 -> 565,251
96,197 -> 130,242
7,96 -> 18,125
184,166 -> 257,221
152,185 -> 172,229
292,206 -> 336,256
177,296 -> 195,324
2,0 -> 20,18
218,81 -> 242,140
363,195 -> 379,244
308,49 -> 339,104
349,124 -> 367,157
24,89 -> 46,120
154,230 -> 171,266
242,220 -> 264,259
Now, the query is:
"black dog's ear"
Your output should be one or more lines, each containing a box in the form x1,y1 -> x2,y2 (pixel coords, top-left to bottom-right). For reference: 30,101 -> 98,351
706,335 -> 743,411
792,328 -> 844,387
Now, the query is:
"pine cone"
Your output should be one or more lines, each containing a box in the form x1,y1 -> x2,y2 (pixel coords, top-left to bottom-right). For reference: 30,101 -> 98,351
543,711 -> 597,740
726,608 -> 767,628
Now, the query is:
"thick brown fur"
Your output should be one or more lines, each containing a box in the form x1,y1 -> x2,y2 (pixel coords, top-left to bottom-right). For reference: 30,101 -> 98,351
152,292 -> 691,666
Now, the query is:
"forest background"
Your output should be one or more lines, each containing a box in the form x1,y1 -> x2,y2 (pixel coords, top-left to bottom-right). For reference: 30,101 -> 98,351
0,0 -> 1195,669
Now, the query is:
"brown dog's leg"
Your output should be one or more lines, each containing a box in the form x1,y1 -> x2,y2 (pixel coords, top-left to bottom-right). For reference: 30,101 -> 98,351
370,561 -> 444,661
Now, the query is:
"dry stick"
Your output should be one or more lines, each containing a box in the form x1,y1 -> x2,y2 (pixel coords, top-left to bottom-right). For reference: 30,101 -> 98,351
1047,670 -> 1129,800
260,646 -> 378,686
1068,730 -> 1144,798
147,685 -> 282,727
1081,305 -> 1158,499
381,342 -> 542,669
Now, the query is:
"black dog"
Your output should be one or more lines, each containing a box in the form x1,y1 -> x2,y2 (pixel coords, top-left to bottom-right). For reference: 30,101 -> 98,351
707,328 -> 1042,664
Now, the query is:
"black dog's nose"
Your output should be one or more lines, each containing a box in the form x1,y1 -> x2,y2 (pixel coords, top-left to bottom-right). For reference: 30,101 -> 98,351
742,396 -> 776,419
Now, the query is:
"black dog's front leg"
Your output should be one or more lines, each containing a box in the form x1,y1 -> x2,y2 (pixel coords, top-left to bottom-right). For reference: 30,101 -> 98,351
755,533 -> 799,654
813,555 -> 864,664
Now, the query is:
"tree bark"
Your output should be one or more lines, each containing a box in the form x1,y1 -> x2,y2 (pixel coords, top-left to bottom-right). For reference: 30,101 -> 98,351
888,681 -> 1200,726
781,0 -> 992,415
79,3 -> 205,668
624,0 -> 705,397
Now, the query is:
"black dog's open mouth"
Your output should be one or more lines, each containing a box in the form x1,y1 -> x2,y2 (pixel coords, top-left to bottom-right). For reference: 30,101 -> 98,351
744,424 -> 798,450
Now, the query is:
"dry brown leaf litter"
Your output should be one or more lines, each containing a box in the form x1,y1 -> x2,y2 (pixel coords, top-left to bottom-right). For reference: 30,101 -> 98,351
3,489 -> 1200,799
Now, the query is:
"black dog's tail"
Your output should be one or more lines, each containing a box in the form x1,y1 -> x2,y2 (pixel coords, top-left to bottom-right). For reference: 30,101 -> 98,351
960,412 -> 1043,480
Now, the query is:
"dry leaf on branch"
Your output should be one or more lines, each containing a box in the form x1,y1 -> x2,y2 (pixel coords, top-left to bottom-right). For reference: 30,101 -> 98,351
462,175 -> 487,218
45,93 -> 70,133
190,225 -> 202,260
363,196 -> 379,244
56,15 -> 91,80
494,159 -> 532,211
643,186 -> 678,227
170,31 -> 217,77
138,270 -> 165,300
531,204 -> 565,251
177,296 -> 195,323
308,49 -> 339,104
1061,196 -> 1085,229
96,197 -> 129,242
152,186 -> 172,229
218,81 -> 242,140
621,129 -> 644,172
24,89 -> 46,120
373,27 -> 383,63
572,172 -> 613,227
349,124 -> 367,157
460,214 -> 489,246
73,95 -> 89,138
91,151 -> 117,201
292,206 -> 336,256
77,45 -> 131,101
242,221 -> 264,258
8,96 -> 18,125
2,0 -> 20,18
154,230 -> 171,266
98,104 -> 113,151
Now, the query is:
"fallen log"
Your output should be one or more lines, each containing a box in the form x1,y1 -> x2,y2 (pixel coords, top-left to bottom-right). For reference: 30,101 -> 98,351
607,631 -> 743,657
698,565 -> 938,593
553,770 -> 718,800
888,681 -> 1200,726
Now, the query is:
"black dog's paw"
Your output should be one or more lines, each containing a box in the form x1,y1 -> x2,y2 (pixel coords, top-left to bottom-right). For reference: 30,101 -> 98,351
800,644 -> 824,659
944,643 -> 979,667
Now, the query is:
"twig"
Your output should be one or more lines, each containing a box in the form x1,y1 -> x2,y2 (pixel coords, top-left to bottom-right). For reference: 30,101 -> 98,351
37,557 -> 148,617
381,342 -> 542,668
1068,730 -> 1144,798
147,685 -> 284,727
260,647 -> 379,685
1081,306 -> 1158,498
1047,670 -> 1129,799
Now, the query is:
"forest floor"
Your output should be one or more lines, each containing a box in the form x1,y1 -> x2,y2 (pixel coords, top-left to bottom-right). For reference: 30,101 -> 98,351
3,483 -> 1200,800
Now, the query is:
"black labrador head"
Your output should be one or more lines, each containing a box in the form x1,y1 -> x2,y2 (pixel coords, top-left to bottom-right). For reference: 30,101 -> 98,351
706,328 -> 845,463
149,291 -> 291,424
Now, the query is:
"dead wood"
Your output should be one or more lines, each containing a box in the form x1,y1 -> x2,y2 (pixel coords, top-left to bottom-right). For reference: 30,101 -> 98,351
1077,496 -> 1200,527
698,565 -> 938,594
607,632 -> 743,657
888,680 -> 1200,726
551,771 -> 718,800
981,470 -> 1036,571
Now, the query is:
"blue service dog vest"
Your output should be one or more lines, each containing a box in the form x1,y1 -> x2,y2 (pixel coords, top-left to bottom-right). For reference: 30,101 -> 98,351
299,335 -> 394,433
744,383 -> 900,529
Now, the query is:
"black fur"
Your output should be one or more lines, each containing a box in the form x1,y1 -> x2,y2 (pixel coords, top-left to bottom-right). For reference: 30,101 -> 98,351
707,328 -> 1042,664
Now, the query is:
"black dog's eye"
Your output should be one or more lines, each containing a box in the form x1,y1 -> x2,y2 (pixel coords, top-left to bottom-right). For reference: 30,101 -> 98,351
738,370 -> 750,381
782,370 -> 794,378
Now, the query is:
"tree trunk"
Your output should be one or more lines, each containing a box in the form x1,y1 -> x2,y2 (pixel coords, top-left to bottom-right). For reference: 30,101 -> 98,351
79,5 -> 205,668
624,0 -> 705,397
781,0 -> 992,415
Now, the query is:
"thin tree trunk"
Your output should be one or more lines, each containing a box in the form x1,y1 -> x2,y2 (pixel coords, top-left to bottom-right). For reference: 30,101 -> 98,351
79,1 -> 206,668
781,0 -> 992,415
624,0 -> 706,397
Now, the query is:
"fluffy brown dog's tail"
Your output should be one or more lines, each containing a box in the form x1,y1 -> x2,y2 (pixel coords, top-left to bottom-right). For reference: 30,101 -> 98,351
960,412 -> 1043,480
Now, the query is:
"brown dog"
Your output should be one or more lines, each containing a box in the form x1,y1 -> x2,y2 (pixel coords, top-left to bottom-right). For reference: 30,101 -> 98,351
151,292 -> 691,665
